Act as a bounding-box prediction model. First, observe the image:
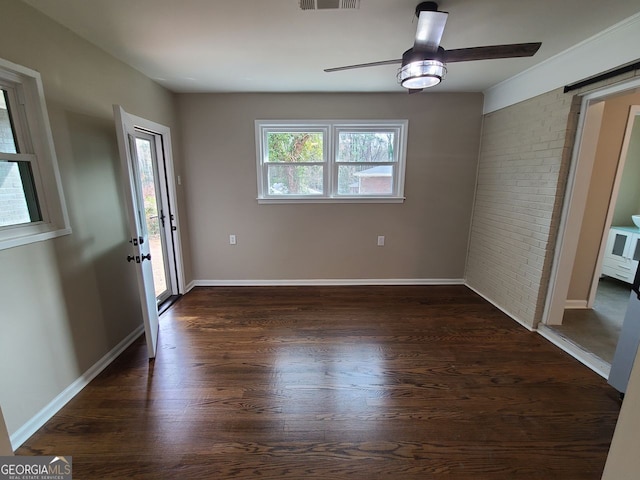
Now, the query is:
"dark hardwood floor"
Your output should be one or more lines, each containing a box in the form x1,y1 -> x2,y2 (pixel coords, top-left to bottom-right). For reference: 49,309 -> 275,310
18,286 -> 621,479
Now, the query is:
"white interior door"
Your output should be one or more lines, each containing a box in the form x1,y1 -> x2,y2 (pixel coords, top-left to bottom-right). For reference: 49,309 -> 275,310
114,105 -> 159,359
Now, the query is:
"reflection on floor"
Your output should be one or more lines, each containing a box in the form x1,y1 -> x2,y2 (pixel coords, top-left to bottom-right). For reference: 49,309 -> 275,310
552,277 -> 631,364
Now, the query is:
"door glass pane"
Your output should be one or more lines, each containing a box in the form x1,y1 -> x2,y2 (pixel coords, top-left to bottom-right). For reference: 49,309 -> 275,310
0,90 -> 18,154
134,138 -> 167,298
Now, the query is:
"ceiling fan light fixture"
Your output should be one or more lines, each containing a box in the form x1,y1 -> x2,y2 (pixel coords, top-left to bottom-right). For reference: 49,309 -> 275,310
398,59 -> 446,89
324,3 -> 541,89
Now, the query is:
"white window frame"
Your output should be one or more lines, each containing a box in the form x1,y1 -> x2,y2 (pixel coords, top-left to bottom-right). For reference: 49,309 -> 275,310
0,57 -> 70,250
255,120 -> 408,203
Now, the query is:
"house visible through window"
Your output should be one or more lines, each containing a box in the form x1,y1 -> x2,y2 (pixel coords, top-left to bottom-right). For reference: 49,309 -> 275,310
0,57 -> 70,250
255,120 -> 407,203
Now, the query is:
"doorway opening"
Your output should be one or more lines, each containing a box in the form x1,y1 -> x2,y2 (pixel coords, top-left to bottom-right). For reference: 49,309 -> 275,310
542,78 -> 640,376
114,105 -> 185,358
553,272 -> 630,364
131,128 -> 181,310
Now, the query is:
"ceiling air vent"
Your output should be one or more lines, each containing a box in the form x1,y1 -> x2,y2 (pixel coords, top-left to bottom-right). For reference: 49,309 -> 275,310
300,0 -> 361,10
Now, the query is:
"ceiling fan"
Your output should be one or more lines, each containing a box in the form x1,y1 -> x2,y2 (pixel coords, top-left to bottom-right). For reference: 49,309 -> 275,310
324,1 -> 542,92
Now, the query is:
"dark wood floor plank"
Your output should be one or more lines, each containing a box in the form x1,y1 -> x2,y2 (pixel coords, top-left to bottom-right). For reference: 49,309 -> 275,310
17,286 -> 620,478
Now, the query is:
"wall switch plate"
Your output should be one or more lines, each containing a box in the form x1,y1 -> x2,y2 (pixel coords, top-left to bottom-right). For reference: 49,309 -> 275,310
229,234 -> 237,245
377,235 -> 385,246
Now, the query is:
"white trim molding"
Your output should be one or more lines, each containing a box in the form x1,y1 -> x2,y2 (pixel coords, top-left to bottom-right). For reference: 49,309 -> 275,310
537,325 -> 610,379
0,57 -> 71,250
483,12 -> 640,114
565,300 -> 588,309
191,278 -> 465,287
9,325 -> 144,450
465,283 -> 535,332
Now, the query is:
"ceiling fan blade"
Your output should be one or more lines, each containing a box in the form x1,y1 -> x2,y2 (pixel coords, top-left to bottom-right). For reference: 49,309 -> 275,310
414,10 -> 448,52
324,59 -> 402,73
444,42 -> 542,62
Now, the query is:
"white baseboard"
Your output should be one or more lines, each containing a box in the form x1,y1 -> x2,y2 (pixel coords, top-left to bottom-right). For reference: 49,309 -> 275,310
459,285 -> 610,378
185,280 -> 196,293
565,300 -> 588,309
10,325 -> 144,450
464,283 -> 535,331
190,278 -> 465,287
537,325 -> 611,379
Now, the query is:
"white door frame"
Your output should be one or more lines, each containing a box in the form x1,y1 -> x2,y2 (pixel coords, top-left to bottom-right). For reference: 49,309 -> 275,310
543,77 -> 640,326
115,107 -> 186,296
114,105 -> 185,358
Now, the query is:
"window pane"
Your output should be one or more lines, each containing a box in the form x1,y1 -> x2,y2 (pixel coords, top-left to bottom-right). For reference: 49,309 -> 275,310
0,90 -> 18,154
338,165 -> 393,195
337,131 -> 395,163
0,160 -> 41,226
268,164 -> 323,195
266,132 -> 323,163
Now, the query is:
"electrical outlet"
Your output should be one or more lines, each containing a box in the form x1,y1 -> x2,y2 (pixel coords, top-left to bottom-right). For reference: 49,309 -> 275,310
377,235 -> 385,246
229,234 -> 237,245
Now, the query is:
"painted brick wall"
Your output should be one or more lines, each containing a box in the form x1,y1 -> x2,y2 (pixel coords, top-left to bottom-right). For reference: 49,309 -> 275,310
466,88 -> 580,328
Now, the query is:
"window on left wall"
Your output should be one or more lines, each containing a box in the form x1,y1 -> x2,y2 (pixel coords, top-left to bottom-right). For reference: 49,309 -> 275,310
0,57 -> 70,250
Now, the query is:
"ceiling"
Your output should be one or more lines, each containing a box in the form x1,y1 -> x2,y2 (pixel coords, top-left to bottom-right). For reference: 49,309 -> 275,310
22,0 -> 640,94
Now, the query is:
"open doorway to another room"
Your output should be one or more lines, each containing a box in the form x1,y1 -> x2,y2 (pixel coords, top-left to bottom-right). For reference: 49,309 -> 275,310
555,277 -> 631,364
542,82 -> 640,376
131,129 -> 182,312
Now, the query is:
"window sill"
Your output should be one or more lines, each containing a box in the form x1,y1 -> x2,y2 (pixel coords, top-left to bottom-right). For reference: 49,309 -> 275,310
0,225 -> 72,251
257,196 -> 406,204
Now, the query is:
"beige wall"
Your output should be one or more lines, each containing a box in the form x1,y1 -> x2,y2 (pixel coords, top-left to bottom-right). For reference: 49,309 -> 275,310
568,90 -> 640,301
0,0 -> 188,439
465,89 -> 580,327
177,93 -> 483,282
613,115 -> 640,225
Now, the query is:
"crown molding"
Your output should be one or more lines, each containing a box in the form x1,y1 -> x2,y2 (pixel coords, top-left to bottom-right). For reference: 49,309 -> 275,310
483,12 -> 640,114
